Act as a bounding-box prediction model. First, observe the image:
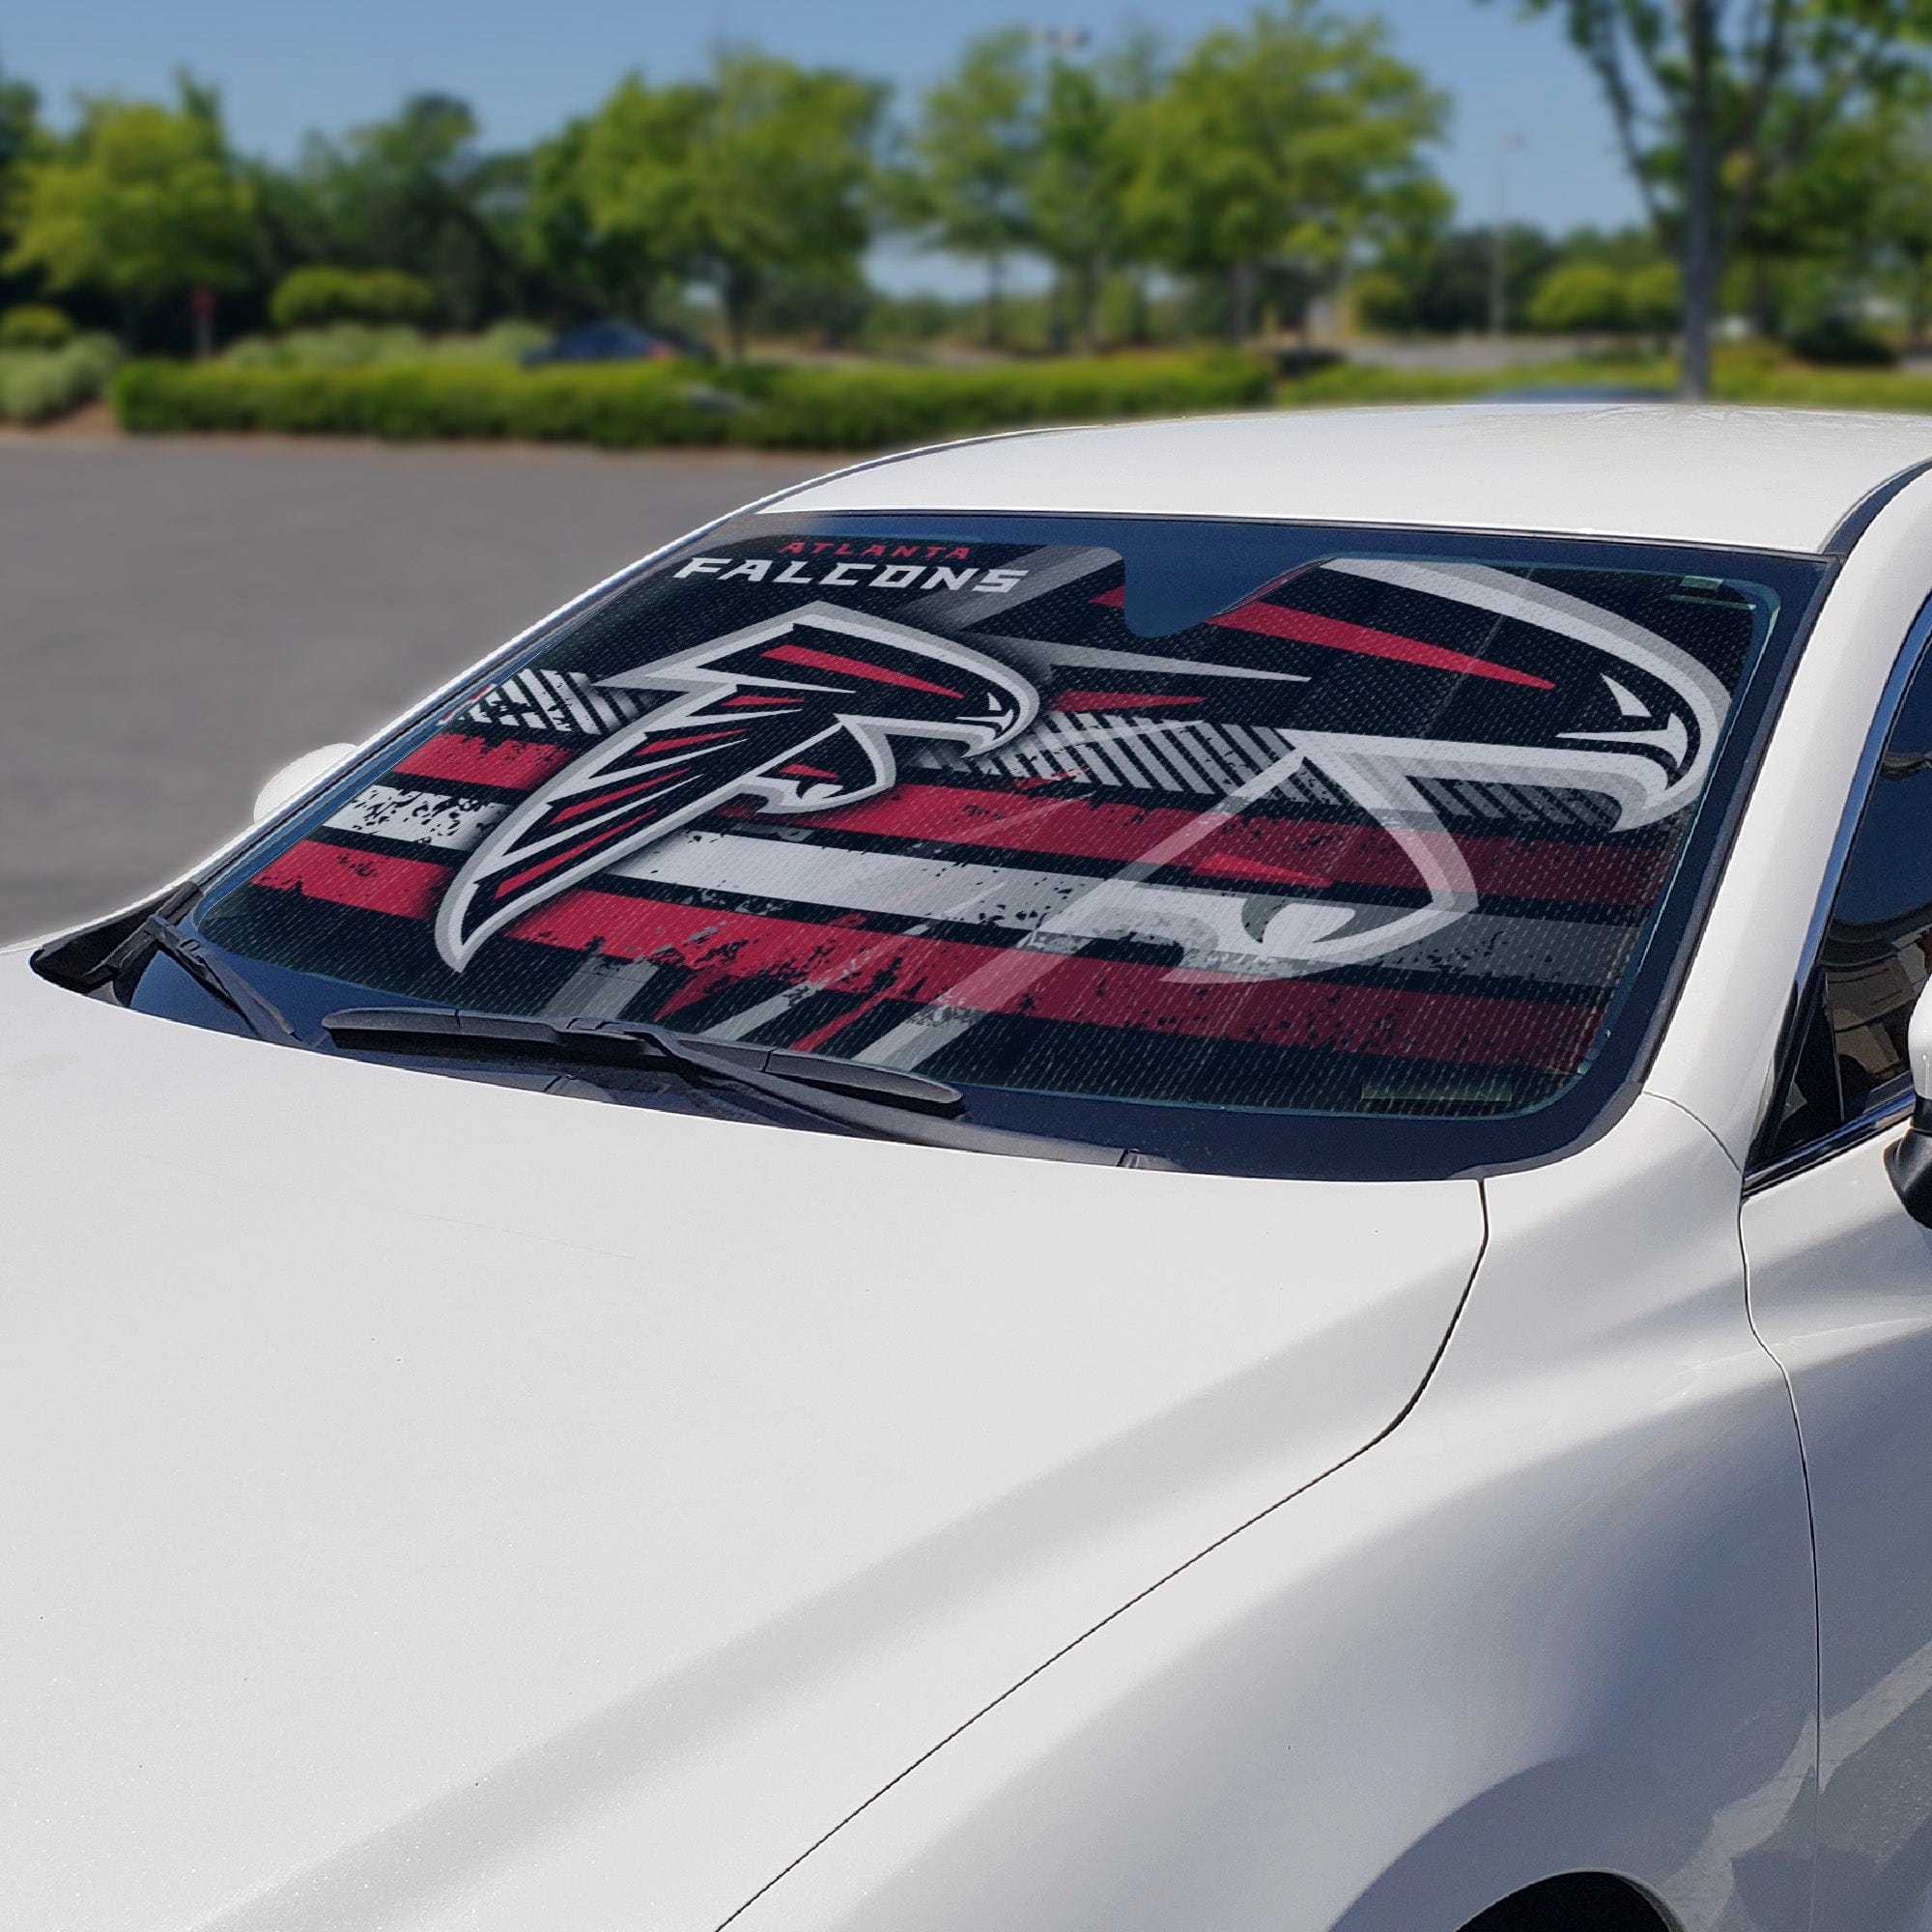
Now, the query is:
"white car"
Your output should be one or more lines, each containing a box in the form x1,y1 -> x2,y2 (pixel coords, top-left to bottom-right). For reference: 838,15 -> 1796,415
17,403 -> 1932,1932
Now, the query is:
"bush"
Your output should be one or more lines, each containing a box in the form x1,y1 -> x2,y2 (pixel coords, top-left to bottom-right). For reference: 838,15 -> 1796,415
1278,362 -> 1492,407
1622,262 -> 1683,334
111,350 -> 1274,448
1786,314 -> 1899,368
269,267 -> 438,332
221,319 -> 554,372
0,333 -> 120,423
434,319 -> 554,363
223,323 -> 427,371
116,359 -> 747,443
1349,270 -> 1412,334
0,303 -> 75,350
721,353 -> 1271,447
1528,262 -> 1632,334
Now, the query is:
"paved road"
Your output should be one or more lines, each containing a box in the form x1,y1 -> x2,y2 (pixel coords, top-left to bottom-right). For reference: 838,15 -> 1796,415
0,436 -> 821,941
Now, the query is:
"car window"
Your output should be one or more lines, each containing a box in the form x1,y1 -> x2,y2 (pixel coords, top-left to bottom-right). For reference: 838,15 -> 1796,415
1762,643 -> 1932,1163
147,515 -> 1823,1179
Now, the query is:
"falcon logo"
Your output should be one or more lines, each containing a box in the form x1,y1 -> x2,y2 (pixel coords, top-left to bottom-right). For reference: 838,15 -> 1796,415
435,603 -> 1038,969
1181,556 -> 1737,976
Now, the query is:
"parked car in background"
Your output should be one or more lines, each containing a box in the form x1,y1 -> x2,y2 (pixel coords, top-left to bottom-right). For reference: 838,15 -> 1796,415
21,404 -> 1932,1931
521,319 -> 712,366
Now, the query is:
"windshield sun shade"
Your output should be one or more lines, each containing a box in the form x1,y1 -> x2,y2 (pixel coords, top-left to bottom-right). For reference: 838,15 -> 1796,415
173,514 -> 1823,1178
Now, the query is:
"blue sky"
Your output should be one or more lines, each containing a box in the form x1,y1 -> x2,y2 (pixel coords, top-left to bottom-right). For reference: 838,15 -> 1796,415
6,0 -> 1644,287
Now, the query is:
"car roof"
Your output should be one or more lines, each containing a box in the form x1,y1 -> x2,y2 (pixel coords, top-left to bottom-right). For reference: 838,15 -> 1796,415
770,402 -> 1932,555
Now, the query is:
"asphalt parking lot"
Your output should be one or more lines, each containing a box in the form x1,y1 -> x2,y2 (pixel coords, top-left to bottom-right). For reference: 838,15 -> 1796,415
0,435 -> 820,941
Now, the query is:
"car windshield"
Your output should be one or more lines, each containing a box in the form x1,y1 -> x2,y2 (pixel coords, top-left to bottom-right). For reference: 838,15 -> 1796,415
157,512 -> 1825,1178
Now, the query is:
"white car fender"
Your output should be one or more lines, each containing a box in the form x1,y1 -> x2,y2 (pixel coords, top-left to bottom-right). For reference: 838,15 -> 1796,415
727,1095 -> 1814,1932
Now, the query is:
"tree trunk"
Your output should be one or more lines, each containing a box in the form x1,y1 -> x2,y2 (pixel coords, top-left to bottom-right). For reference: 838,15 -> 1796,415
723,267 -> 753,361
984,256 -> 1005,349
190,286 -> 216,361
1228,260 -> 1258,344
1679,0 -> 1719,399
1077,264 -> 1099,354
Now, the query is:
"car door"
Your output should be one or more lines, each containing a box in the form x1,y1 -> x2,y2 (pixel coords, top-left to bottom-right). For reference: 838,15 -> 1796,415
1743,629 -> 1932,1932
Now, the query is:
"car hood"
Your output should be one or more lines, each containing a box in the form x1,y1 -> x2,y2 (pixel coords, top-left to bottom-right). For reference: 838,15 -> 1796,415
0,952 -> 1483,1932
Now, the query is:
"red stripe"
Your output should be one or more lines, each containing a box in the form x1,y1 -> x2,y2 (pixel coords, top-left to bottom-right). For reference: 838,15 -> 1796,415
1208,600 -> 1556,690
1051,690 -> 1205,711
255,841 -> 447,919
253,840 -> 1604,1070
762,642 -> 964,698
380,735 -> 1666,906
393,733 -> 575,789
550,773 -> 684,824
761,784 -> 1668,908
495,825 -> 633,897
614,729 -> 737,756
1089,584 -> 1554,690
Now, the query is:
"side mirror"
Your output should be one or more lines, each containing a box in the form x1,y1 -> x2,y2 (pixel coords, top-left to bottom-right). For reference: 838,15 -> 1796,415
1889,981 -> 1932,1224
252,742 -> 355,824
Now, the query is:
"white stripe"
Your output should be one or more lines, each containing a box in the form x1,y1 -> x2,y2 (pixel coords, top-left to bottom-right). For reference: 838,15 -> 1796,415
580,679 -> 629,730
327,784 -> 508,851
326,781 -> 1628,988
546,670 -> 603,733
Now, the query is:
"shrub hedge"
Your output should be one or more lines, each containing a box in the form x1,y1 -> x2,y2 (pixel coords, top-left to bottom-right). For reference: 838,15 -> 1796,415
0,334 -> 120,423
0,303 -> 76,351
220,319 -> 551,372
110,350 -> 1275,449
269,267 -> 437,331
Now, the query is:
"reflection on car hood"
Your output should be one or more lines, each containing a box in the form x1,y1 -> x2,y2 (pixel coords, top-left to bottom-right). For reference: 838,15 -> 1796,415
0,952 -> 1484,1932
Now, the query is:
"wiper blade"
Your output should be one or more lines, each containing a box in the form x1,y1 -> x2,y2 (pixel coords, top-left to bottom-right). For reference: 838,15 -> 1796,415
140,916 -> 299,1044
324,1005 -> 962,1111
322,1005 -> 1163,1168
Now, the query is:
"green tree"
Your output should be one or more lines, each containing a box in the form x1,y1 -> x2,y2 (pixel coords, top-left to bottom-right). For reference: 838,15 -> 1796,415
1122,1 -> 1445,342
0,63 -> 40,198
292,95 -> 525,326
1027,43 -> 1145,351
1865,116 -> 1932,346
574,54 -> 882,358
899,29 -> 1039,345
1371,222 -> 1562,334
688,52 -> 884,358
541,76 -> 710,325
529,96 -> 696,323
7,78 -> 254,349
0,64 -> 46,316
1722,101 -> 1932,344
1492,0 -> 1932,397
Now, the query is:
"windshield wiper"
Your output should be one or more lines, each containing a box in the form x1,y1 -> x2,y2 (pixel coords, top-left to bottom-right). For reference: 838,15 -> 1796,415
321,1005 -> 1163,1168
137,914 -> 300,1044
